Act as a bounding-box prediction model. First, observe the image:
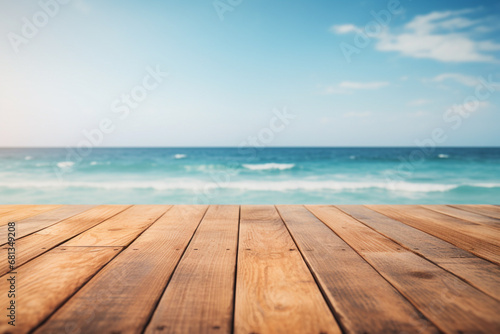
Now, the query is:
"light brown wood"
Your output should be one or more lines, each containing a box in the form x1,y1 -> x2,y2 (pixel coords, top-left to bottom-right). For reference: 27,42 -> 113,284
450,204 -> 500,220
338,205 -> 500,301
422,205 -> 500,229
367,205 -> 500,264
2,204 -> 498,333
0,205 -> 61,226
308,205 -> 500,333
145,205 -> 239,334
277,205 -> 438,334
0,205 -> 96,244
234,205 -> 341,334
0,205 -> 130,276
0,205 -> 33,214
64,205 -> 170,246
0,246 -> 122,333
36,205 -> 208,334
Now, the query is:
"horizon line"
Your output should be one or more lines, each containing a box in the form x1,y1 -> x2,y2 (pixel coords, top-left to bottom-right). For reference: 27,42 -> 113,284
1,146 -> 500,149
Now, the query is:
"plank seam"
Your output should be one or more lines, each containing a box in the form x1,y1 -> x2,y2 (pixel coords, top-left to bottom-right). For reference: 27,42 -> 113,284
337,206 -> 500,302
3,205 -> 133,276
27,246 -> 125,334
447,205 -> 500,221
275,205 -> 348,334
230,205 -> 241,334
140,205 -> 210,334
0,206 -> 96,247
419,205 -> 500,229
28,205 -> 173,333
305,205 -> 443,334
367,205 -> 500,266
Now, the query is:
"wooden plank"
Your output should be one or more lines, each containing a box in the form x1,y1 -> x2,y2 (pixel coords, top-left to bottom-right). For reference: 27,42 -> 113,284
367,205 -> 500,265
35,205 -> 208,334
339,205 -> 500,301
276,205 -> 437,334
234,205 -> 341,334
0,205 -> 130,276
0,205 -> 61,226
0,246 -> 122,333
145,205 -> 239,334
399,206 -> 500,244
0,205 -> 96,244
450,204 -> 500,220
422,205 -> 500,229
307,205 -> 500,333
0,205 -> 33,215
64,205 -> 171,247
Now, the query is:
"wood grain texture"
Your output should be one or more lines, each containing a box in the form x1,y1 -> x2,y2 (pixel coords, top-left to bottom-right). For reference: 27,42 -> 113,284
145,205 -> 239,334
338,205 -> 500,301
1,204 -> 498,333
367,205 -> 500,265
0,205 -> 130,276
0,205 -> 33,214
277,205 -> 437,334
0,205 -> 61,226
234,205 -> 341,334
422,205 -> 500,229
36,205 -> 208,334
449,204 -> 500,220
308,205 -> 500,333
64,205 -> 170,246
0,205 -> 96,245
0,246 -> 122,333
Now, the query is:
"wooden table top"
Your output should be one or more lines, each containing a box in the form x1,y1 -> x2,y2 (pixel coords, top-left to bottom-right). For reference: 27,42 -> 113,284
0,204 -> 499,333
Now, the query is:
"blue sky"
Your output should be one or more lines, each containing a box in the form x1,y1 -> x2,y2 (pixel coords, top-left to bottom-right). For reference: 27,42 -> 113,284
0,0 -> 499,147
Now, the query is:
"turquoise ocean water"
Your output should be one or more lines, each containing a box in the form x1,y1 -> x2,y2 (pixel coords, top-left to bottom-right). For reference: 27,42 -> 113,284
0,147 -> 499,204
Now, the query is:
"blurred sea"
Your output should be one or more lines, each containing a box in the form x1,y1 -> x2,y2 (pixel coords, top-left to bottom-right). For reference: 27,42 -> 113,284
0,147 -> 499,204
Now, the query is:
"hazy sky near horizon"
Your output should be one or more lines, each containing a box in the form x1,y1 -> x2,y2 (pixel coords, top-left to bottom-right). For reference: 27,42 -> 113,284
1,0 -> 499,147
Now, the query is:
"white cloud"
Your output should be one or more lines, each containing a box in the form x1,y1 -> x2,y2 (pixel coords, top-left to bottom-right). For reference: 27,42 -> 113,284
408,99 -> 431,106
332,8 -> 500,63
432,73 -> 478,87
330,24 -> 361,34
322,86 -> 352,95
322,81 -> 389,95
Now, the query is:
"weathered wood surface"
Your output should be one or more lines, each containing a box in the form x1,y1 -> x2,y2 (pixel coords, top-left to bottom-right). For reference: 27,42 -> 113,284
0,204 -> 498,334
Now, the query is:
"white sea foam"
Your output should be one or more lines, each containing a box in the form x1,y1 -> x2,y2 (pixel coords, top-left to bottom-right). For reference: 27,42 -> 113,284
438,154 -> 449,158
24,156 -> 33,160
56,161 -> 75,169
90,161 -> 98,166
243,163 -> 295,171
0,180 -> 491,193
174,154 -> 187,159
471,183 -> 500,188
